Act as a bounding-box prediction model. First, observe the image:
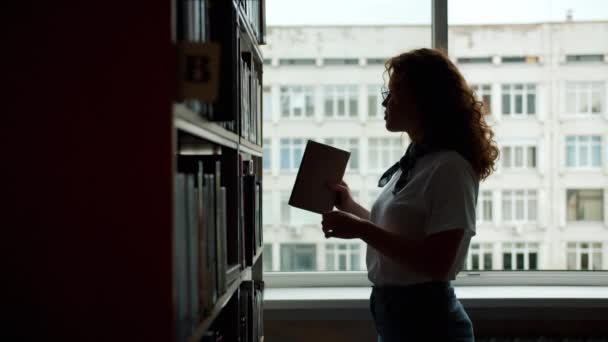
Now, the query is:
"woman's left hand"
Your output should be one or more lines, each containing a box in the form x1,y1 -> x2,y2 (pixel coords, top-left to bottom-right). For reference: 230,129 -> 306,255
321,210 -> 366,239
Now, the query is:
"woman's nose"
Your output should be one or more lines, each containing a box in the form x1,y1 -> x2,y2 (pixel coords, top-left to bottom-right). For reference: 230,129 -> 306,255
382,94 -> 391,107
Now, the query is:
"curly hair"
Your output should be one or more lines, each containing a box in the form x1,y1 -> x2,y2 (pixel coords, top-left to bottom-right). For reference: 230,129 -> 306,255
385,48 -> 499,180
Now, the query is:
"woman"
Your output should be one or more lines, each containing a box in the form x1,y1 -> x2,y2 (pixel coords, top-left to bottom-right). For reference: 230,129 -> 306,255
322,48 -> 498,341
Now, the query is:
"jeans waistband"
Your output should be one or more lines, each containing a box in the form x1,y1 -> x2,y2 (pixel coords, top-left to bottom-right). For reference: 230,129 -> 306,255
372,281 -> 452,293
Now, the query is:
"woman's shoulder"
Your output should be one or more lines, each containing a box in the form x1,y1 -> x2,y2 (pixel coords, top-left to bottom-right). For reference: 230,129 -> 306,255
423,150 -> 476,179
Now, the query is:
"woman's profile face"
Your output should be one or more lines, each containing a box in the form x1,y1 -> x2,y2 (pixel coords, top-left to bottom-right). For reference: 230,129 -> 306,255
383,76 -> 420,138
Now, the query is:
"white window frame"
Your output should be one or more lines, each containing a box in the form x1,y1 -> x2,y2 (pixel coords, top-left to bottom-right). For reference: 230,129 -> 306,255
471,83 -> 492,115
325,243 -> 364,271
263,0 -> 608,288
465,242 -> 494,271
366,85 -> 384,120
323,85 -> 359,118
501,190 -> 538,223
263,86 -> 272,121
477,190 -> 493,224
263,138 -> 272,172
501,83 -> 536,117
279,137 -> 306,172
565,81 -> 605,116
368,137 -> 403,174
566,189 -> 605,223
280,86 -> 315,119
501,242 -> 540,270
567,242 -> 603,270
565,135 -> 603,169
500,144 -> 537,170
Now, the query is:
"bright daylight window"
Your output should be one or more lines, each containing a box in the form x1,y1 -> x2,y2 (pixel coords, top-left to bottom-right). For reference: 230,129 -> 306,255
261,0 -> 608,285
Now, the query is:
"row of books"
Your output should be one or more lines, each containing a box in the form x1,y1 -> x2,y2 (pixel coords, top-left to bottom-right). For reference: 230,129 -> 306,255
240,157 -> 263,267
237,0 -> 265,43
240,281 -> 265,342
176,0 -> 239,133
240,54 -> 263,145
174,157 -> 229,341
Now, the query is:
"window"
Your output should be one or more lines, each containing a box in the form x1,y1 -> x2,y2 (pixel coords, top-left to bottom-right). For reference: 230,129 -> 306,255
323,85 -> 359,118
263,86 -> 272,121
501,83 -> 536,117
280,191 -> 290,224
565,82 -> 605,116
280,138 -> 305,171
280,86 -> 315,118
279,58 -> 316,66
457,56 -> 493,64
324,138 -> 359,171
567,242 -> 603,270
502,190 -> 537,223
477,190 -> 493,223
264,243 -> 273,271
367,85 -> 383,119
566,54 -> 605,63
263,138 -> 271,171
465,243 -> 494,270
323,58 -> 359,66
566,136 -> 602,168
366,58 -> 386,65
502,242 -> 539,270
501,144 -> 537,169
368,137 -> 403,173
280,190 -> 317,225
471,84 -> 492,115
567,189 -> 604,222
325,243 -> 362,271
502,56 -> 539,64
280,244 -> 317,271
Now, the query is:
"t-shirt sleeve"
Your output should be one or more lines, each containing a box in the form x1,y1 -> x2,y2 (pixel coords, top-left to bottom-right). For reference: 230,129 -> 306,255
424,157 -> 478,237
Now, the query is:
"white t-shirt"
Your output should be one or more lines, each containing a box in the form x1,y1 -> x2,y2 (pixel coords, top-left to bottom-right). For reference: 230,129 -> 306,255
366,150 -> 479,286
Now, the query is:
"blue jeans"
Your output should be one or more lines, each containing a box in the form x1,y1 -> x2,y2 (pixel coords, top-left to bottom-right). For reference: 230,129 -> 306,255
370,281 -> 474,342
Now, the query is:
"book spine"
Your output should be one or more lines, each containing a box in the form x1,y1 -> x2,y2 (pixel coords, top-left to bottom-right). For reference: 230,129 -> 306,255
207,174 -> 218,304
216,187 -> 228,295
186,174 -> 200,331
174,174 -> 189,342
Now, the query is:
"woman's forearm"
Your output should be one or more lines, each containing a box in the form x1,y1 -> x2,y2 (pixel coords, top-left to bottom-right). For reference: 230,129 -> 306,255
349,201 -> 370,220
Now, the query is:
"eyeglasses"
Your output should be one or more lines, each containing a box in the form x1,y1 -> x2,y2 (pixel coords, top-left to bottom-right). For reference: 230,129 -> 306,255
381,85 -> 391,102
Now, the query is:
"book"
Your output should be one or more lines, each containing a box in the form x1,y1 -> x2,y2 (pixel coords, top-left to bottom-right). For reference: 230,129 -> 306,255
186,173 -> 200,329
216,187 -> 228,295
288,140 -> 350,214
174,174 -> 189,342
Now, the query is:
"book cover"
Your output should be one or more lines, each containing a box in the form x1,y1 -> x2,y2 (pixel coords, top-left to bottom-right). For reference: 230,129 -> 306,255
288,140 -> 350,214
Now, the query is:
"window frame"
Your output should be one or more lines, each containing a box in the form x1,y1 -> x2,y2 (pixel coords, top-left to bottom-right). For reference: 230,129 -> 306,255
564,81 -> 605,117
263,0 -> 608,288
565,135 -> 603,169
501,83 -> 537,118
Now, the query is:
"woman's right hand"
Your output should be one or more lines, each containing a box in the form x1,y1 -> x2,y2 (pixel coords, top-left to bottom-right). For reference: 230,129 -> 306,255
327,180 -> 356,214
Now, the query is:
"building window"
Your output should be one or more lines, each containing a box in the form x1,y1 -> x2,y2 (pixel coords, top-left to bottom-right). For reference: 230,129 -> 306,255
263,86 -> 272,121
280,138 -> 305,171
367,85 -> 383,119
471,84 -> 492,115
502,242 -> 539,270
263,243 -> 273,271
502,56 -> 539,64
280,244 -> 317,271
366,58 -> 386,65
263,138 -> 271,171
279,58 -> 316,66
565,82 -> 605,116
567,189 -> 604,222
323,58 -> 359,66
280,86 -> 315,118
457,56 -> 493,64
325,243 -> 362,271
567,242 -> 603,270
566,54 -> 604,63
324,138 -> 359,171
263,191 -> 275,225
280,190 -> 317,225
280,191 -> 290,224
566,136 -> 602,168
501,144 -> 537,169
502,190 -> 537,222
368,137 -> 403,173
466,243 -> 494,270
501,83 -> 536,117
477,190 -> 493,223
323,85 -> 359,118
263,58 -> 272,65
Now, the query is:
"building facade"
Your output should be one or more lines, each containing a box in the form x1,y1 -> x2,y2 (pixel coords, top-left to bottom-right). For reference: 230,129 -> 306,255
260,22 -> 608,273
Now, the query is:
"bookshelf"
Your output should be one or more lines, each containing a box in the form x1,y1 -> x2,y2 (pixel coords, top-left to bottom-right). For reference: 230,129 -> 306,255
4,1 -> 264,341
174,1 -> 266,341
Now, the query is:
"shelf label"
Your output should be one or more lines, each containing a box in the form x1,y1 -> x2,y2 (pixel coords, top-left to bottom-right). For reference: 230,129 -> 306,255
177,42 -> 220,102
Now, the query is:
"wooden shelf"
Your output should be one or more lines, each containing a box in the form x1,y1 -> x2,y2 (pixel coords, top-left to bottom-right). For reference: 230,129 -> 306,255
174,103 -> 239,150
239,138 -> 263,157
233,0 -> 264,61
252,249 -> 263,266
188,266 -> 253,342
